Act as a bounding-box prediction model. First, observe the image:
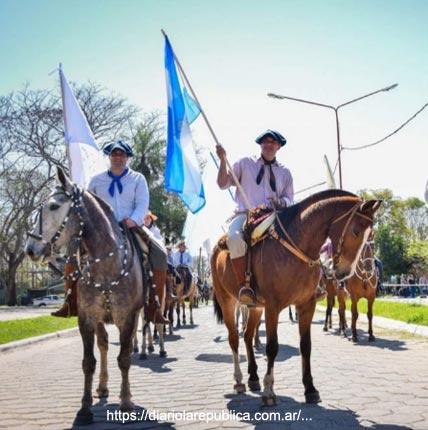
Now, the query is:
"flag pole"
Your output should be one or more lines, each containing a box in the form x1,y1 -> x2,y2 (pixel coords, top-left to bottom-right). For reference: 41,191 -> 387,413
58,63 -> 72,175
161,29 -> 251,210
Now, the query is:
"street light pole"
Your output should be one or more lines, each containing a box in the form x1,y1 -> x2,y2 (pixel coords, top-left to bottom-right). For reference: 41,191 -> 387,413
268,83 -> 398,189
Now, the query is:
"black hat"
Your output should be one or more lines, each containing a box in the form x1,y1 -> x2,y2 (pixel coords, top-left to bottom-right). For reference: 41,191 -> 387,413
102,140 -> 134,157
255,129 -> 287,147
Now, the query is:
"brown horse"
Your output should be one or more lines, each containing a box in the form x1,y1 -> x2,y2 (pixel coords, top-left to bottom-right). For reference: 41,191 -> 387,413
321,272 -> 347,332
175,265 -> 196,326
211,189 -> 381,405
338,239 -> 378,341
25,167 -> 151,425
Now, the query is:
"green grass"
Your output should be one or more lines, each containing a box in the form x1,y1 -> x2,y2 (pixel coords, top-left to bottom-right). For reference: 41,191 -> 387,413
319,298 -> 428,326
0,316 -> 78,345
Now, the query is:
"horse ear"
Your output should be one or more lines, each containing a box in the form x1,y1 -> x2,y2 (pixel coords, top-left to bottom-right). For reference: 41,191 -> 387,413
56,166 -> 73,192
360,199 -> 382,215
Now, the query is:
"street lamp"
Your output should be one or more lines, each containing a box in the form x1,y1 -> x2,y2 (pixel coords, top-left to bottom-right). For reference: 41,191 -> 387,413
268,83 -> 398,189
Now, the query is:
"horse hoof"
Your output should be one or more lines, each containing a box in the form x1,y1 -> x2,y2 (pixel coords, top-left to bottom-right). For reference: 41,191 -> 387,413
248,380 -> 261,392
95,387 -> 109,398
234,383 -> 246,393
148,345 -> 155,353
159,350 -> 167,358
352,336 -> 358,343
139,353 -> 148,360
133,346 -> 139,353
262,395 -> 277,406
120,401 -> 134,412
323,327 -> 328,332
369,335 -> 375,342
305,391 -> 321,404
74,408 -> 93,426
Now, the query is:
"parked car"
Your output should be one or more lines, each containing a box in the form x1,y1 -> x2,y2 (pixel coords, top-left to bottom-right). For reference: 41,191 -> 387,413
33,295 -> 64,307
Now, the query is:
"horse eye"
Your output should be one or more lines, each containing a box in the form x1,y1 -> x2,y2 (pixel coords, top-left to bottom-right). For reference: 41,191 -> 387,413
352,227 -> 361,237
49,203 -> 60,211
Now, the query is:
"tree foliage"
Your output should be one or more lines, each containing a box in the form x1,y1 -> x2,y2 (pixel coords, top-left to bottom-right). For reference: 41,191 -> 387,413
359,188 -> 428,278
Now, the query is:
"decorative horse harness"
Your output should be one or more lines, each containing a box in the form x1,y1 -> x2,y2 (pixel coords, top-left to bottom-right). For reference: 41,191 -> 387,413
28,185 -> 160,314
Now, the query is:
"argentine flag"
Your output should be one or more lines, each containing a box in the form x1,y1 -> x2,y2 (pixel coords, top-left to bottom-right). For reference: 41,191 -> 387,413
164,36 -> 205,214
59,66 -> 107,188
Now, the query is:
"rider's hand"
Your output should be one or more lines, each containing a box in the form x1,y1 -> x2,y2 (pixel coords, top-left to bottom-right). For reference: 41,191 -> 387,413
216,144 -> 226,161
268,197 -> 286,209
124,217 -> 137,228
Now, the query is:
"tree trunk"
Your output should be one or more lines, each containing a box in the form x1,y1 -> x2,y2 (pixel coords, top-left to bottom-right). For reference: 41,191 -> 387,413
7,251 -> 25,306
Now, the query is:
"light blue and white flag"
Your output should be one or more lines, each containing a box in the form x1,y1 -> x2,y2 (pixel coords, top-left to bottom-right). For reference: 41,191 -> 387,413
59,66 -> 107,187
164,36 -> 205,214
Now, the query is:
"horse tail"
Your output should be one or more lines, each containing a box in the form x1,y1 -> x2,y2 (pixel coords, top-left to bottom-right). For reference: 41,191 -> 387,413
213,292 -> 224,324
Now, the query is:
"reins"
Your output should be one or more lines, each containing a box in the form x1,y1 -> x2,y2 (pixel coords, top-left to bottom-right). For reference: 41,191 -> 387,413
269,199 -> 373,268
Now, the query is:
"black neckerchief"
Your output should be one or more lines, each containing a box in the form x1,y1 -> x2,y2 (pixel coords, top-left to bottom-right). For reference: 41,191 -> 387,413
256,156 -> 277,192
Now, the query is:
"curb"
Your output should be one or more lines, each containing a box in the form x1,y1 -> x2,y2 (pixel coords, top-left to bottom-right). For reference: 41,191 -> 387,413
0,327 -> 80,353
316,305 -> 428,338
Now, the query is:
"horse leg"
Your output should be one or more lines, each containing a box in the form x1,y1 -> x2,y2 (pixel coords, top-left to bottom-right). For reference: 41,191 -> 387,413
329,296 -> 335,329
167,304 -> 174,335
351,297 -> 359,342
132,311 -> 141,353
117,317 -> 137,411
324,295 -> 333,331
262,309 -> 279,406
155,323 -> 167,357
176,301 -> 181,327
254,319 -> 262,350
182,300 -> 187,325
147,323 -> 154,352
189,294 -> 194,325
95,322 -> 109,398
244,308 -> 263,391
367,296 -> 375,341
297,300 -> 321,404
337,290 -> 347,337
74,318 -> 96,425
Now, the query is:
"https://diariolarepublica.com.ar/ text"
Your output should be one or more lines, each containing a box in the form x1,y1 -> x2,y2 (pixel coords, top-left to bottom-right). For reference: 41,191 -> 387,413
106,408 -> 312,424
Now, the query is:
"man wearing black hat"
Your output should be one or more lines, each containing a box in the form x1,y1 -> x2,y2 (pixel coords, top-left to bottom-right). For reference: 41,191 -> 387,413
216,130 -> 294,306
87,140 -> 168,324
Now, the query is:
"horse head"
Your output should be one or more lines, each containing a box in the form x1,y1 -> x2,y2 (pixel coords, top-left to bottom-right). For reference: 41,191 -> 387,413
25,167 -> 81,262
328,199 -> 381,281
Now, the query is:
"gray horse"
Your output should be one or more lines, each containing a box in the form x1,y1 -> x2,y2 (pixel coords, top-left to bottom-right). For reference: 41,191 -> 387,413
25,167 -> 144,425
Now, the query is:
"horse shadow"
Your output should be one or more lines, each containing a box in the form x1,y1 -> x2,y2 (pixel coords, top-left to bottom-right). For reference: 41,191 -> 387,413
131,353 -> 178,373
224,393 -> 413,430
174,323 -> 199,330
72,401 -> 176,430
195,353 -> 247,363
334,329 -> 409,351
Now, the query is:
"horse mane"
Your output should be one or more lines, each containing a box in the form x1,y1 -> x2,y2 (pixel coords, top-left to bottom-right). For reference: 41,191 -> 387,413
84,191 -> 122,236
276,189 -> 359,241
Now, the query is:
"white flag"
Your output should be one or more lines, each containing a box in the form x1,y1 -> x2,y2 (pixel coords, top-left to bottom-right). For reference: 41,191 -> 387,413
324,155 -> 336,189
59,66 -> 107,187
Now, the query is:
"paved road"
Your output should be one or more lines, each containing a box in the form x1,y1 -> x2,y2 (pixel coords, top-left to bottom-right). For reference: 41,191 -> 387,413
0,305 -> 427,430
0,306 -> 60,321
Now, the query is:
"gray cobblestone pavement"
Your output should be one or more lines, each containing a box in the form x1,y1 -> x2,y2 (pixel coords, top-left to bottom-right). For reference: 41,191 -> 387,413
0,305 -> 427,430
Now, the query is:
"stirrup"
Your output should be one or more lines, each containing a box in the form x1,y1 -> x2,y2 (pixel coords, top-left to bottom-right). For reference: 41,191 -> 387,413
238,287 -> 256,307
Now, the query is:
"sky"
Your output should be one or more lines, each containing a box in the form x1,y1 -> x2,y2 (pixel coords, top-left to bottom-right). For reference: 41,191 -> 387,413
1,0 -> 427,253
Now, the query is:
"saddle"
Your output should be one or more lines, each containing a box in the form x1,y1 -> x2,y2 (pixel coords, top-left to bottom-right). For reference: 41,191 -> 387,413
218,206 -> 276,251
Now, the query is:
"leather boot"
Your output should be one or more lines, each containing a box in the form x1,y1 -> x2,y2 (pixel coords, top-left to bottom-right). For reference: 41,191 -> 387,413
152,269 -> 170,325
51,281 -> 78,318
231,256 -> 256,307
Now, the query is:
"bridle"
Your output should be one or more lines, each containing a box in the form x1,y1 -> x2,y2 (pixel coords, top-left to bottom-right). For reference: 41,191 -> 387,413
272,200 -> 373,269
27,186 -> 84,250
330,201 -> 373,267
27,185 -> 132,289
354,240 -> 377,288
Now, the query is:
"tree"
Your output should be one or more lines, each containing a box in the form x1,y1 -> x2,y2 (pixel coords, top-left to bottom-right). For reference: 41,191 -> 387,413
0,82 -> 140,305
359,189 -> 428,278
